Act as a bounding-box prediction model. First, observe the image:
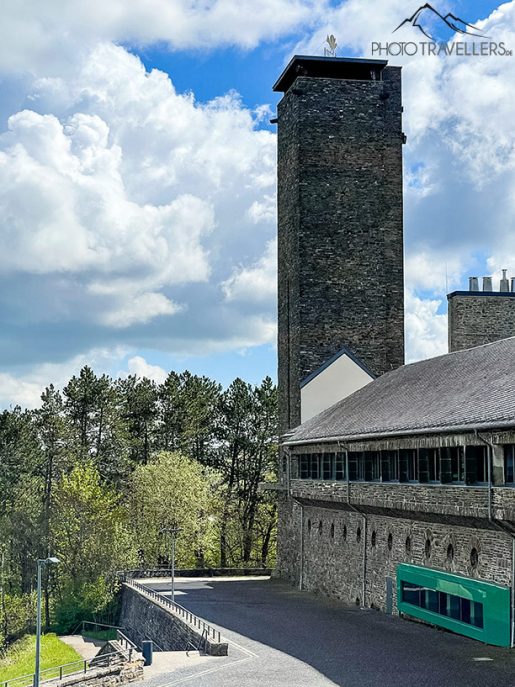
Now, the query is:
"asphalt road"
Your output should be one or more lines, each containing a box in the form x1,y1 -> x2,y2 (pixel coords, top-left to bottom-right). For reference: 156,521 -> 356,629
139,577 -> 515,687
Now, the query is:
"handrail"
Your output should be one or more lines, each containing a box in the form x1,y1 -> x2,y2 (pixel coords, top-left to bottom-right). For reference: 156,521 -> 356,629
71,620 -> 124,636
125,579 -> 222,644
1,649 -> 133,687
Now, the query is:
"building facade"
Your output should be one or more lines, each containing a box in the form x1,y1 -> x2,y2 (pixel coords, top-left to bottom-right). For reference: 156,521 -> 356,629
275,56 -> 405,432
276,339 -> 515,647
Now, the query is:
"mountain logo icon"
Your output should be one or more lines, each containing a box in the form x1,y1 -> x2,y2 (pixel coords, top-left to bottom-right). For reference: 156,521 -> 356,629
394,4 -> 490,41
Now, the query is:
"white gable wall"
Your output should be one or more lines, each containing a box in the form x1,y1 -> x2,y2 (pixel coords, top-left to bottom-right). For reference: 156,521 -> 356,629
300,353 -> 374,424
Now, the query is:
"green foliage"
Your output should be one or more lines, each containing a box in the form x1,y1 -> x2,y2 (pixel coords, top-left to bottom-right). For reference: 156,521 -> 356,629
0,366 -> 278,648
0,634 -> 81,682
128,452 -> 218,568
52,462 -> 134,631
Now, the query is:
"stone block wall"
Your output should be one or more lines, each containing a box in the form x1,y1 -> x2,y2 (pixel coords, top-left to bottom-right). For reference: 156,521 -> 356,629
448,292 -> 515,352
119,584 -> 228,656
277,497 -> 513,613
277,66 -> 404,431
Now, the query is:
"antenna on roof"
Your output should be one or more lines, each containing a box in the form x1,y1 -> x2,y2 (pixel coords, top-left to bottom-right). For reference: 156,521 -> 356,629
324,35 -> 338,57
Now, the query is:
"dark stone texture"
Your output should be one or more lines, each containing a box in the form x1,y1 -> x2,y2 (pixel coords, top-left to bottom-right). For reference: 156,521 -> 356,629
278,66 -> 405,432
448,292 -> 515,352
119,584 -> 228,656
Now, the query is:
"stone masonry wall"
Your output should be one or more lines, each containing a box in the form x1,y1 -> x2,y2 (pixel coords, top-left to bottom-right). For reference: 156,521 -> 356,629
278,66 -> 404,431
119,585 -> 228,656
448,293 -> 515,352
277,497 -> 513,613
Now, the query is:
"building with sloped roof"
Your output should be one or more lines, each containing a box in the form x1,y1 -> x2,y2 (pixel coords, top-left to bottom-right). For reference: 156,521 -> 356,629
271,54 -> 515,648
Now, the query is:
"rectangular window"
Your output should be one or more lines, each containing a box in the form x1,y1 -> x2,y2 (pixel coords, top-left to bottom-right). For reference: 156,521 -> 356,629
504,445 -> 515,484
299,455 -> 309,479
364,452 -> 380,481
381,451 -> 398,482
309,454 -> 320,480
399,449 -> 418,482
440,446 -> 464,484
321,453 -> 334,480
465,446 -> 488,484
419,448 -> 440,483
401,582 -> 483,629
348,452 -> 363,481
335,452 -> 346,481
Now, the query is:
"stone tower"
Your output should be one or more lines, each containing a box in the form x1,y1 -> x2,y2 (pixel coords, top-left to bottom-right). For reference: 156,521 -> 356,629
274,56 -> 405,432
448,273 -> 515,352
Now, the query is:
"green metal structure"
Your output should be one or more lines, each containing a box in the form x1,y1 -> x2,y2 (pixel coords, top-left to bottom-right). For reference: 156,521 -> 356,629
397,563 -> 511,647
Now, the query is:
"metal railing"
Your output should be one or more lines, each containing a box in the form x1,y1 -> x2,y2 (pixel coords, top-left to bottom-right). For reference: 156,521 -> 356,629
115,629 -> 138,658
125,579 -> 222,644
118,568 -> 271,581
71,620 -> 124,637
1,649 -> 131,687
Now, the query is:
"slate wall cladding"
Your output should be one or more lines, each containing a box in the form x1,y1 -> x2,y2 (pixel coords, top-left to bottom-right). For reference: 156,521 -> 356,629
277,66 -> 405,432
277,498 -> 513,613
448,293 -> 515,352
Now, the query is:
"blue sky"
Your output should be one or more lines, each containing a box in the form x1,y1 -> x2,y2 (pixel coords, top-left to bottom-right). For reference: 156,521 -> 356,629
0,0 -> 514,406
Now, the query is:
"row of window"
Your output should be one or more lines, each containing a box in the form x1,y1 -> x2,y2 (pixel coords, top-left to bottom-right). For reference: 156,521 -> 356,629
297,445 -> 515,485
401,581 -> 484,628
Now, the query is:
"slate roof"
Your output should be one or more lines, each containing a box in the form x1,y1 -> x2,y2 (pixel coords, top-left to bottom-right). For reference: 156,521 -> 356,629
285,337 -> 515,445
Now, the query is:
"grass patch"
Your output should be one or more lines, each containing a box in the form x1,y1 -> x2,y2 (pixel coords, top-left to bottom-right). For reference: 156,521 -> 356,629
0,634 -> 82,685
82,629 -> 116,642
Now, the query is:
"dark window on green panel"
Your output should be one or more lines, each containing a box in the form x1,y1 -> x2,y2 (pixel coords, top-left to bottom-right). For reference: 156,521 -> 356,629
504,445 -> 515,484
399,449 -> 418,482
322,453 -> 334,480
401,582 -> 483,628
381,451 -> 398,482
335,452 -> 346,481
466,445 -> 488,484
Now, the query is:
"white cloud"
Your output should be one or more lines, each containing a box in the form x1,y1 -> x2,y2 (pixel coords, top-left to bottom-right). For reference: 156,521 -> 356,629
0,0 -> 323,75
0,42 -> 277,359
125,356 -> 168,384
221,238 -> 277,304
0,347 -> 128,409
405,290 -> 448,363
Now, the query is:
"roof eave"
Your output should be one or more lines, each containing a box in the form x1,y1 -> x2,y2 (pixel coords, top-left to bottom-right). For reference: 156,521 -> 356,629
283,418 -> 515,447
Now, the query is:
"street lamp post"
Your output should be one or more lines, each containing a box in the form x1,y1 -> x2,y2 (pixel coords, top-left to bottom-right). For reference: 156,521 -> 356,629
160,527 -> 181,603
35,557 -> 59,687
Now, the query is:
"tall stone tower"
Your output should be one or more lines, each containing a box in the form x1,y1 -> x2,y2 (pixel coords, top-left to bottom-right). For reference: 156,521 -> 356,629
448,273 -> 515,352
274,56 -> 405,432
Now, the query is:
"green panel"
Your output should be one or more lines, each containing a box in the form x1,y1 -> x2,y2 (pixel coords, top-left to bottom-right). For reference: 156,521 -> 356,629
397,563 -> 511,647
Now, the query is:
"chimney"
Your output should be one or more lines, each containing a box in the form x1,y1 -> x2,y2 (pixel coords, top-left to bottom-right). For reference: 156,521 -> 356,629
500,269 -> 510,292
482,276 -> 493,292
469,277 -> 479,292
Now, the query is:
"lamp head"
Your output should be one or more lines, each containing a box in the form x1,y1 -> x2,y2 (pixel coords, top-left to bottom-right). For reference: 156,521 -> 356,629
47,557 -> 60,565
